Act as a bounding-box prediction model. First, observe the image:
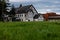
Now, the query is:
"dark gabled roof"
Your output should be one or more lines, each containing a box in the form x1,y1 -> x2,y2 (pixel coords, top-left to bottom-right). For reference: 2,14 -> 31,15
33,14 -> 40,19
15,5 -> 38,14
18,5 -> 32,13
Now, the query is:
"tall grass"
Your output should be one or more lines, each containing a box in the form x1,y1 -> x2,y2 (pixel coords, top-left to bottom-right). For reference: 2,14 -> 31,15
0,21 -> 60,40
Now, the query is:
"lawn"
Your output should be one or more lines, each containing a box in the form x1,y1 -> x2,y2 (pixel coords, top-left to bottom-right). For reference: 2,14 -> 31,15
0,21 -> 60,40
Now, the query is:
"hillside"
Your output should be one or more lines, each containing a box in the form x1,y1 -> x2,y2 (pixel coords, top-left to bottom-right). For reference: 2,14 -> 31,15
0,22 -> 60,40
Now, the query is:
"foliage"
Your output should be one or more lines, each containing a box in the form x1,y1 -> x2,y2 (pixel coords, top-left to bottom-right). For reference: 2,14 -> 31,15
0,0 -> 7,14
10,4 -> 15,16
0,0 -> 10,21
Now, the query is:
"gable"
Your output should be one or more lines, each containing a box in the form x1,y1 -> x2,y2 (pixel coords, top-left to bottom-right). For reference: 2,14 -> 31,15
15,5 -> 38,14
30,5 -> 38,14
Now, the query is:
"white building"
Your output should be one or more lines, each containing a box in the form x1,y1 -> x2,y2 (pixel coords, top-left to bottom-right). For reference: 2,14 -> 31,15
33,14 -> 44,21
15,5 -> 38,21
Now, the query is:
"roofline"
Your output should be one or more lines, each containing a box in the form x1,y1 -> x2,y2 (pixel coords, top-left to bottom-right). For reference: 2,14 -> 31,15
31,5 -> 38,14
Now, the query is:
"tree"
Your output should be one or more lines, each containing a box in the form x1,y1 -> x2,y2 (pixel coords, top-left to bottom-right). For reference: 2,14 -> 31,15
10,4 -> 16,21
0,0 -> 10,21
2,0 -> 10,14
10,4 -> 15,16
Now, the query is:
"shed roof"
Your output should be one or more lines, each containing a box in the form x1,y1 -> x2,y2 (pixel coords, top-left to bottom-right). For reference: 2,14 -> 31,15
33,14 -> 41,19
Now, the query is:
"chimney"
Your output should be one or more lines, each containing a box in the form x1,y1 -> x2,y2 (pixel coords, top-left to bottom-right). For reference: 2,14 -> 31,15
19,4 -> 22,8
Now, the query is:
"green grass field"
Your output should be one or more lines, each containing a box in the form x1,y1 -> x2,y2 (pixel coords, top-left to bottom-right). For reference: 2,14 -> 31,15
0,21 -> 60,40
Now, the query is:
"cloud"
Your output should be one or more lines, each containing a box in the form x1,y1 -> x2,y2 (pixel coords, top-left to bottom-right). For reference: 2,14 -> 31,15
10,0 -> 60,14
9,0 -> 41,2
53,1 -> 60,4
37,9 -> 53,13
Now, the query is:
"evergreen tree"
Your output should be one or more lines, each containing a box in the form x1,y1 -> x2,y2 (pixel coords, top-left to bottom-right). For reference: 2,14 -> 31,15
10,4 -> 15,16
0,0 -> 2,17
0,0 -> 10,21
0,0 -> 7,21
10,4 -> 16,21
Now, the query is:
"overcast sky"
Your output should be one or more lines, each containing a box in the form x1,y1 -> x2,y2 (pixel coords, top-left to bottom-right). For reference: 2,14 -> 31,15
10,0 -> 60,14
10,0 -> 40,2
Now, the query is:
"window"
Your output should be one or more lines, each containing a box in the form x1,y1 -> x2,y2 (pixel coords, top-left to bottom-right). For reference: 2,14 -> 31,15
25,15 -> 26,17
21,14 -> 23,17
20,15 -> 21,17
20,14 -> 23,17
18,14 -> 20,17
16,14 -> 18,17
28,20 -> 30,21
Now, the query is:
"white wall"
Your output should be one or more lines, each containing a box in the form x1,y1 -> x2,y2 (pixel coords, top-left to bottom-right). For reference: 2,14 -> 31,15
34,15 -> 44,21
34,19 -> 38,21
48,19 -> 60,22
27,12 -> 33,21
15,13 -> 44,21
38,15 -> 44,21
15,14 -> 26,21
30,6 -> 38,16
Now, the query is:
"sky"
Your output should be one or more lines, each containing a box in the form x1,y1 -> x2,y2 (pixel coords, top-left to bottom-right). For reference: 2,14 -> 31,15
9,0 -> 60,14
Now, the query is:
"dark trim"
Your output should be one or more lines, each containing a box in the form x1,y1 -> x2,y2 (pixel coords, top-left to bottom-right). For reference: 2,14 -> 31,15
31,5 -> 38,14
